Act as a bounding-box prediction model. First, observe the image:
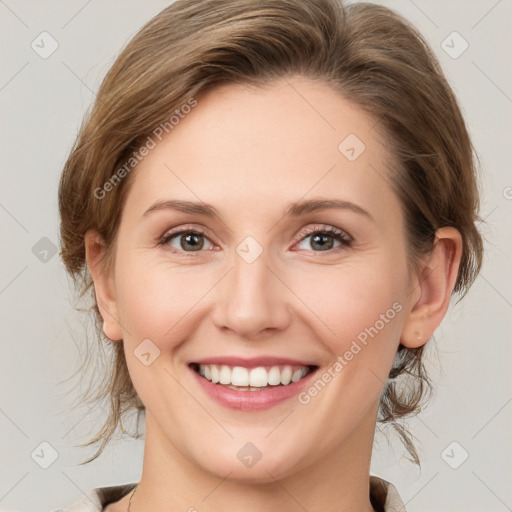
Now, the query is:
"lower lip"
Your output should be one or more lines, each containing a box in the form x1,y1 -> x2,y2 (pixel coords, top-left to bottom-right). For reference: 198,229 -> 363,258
190,366 -> 318,411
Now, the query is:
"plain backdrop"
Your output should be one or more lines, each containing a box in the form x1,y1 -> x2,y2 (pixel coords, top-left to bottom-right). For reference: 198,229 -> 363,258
0,1 -> 511,511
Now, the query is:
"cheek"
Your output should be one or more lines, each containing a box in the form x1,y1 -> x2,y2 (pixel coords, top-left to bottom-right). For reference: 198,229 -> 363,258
292,258 -> 406,343
114,253 -> 218,341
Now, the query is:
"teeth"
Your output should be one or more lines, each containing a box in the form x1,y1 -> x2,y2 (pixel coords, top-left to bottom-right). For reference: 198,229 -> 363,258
232,366 -> 249,386
219,365 -> 231,385
195,364 -> 311,388
281,366 -> 292,385
268,366 -> 281,385
249,367 -> 267,387
291,368 -> 305,383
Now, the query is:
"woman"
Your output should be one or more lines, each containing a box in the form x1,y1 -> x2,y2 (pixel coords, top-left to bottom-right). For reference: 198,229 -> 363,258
56,0 -> 483,510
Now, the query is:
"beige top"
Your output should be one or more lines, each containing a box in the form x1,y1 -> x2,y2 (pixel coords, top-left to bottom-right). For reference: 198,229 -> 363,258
55,476 -> 407,511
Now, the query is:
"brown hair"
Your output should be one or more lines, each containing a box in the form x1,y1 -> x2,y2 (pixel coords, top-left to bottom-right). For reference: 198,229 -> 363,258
58,0 -> 483,466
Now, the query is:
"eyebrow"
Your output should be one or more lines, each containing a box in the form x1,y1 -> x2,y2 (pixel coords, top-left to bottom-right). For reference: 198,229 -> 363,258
142,198 -> 373,221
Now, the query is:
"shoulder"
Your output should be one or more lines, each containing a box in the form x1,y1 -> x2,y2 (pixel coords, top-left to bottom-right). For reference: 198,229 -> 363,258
369,475 -> 407,512
53,483 -> 136,512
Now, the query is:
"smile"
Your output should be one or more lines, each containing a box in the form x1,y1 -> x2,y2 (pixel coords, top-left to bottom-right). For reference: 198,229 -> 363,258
189,360 -> 319,411
190,362 -> 316,390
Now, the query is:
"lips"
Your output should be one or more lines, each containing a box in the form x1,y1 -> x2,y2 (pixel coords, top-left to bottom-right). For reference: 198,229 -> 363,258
187,355 -> 319,410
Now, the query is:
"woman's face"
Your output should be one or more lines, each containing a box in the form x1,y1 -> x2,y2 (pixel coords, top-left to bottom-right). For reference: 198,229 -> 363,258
96,76 -> 422,481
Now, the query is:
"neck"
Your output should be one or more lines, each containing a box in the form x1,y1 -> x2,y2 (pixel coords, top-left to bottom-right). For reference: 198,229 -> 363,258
130,407 -> 378,512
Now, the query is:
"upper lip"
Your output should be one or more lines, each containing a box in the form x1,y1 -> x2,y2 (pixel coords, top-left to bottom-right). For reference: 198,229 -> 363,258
190,356 -> 318,369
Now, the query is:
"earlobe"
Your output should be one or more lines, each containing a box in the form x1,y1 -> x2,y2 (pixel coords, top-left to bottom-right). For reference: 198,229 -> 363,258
84,229 -> 123,342
401,227 -> 463,349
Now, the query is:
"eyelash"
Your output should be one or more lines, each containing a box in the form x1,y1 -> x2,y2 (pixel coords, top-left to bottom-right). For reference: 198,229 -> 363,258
157,224 -> 352,257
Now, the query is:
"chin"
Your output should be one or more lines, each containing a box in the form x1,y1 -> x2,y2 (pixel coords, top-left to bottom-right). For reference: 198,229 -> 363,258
192,442 -> 308,484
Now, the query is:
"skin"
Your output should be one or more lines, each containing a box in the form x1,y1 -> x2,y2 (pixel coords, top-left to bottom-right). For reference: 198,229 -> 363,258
86,76 -> 462,512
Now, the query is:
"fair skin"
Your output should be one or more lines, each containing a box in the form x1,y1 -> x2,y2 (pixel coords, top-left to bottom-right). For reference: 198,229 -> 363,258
86,76 -> 462,512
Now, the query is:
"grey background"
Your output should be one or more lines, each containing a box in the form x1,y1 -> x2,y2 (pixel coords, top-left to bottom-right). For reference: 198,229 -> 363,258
0,1 -> 511,511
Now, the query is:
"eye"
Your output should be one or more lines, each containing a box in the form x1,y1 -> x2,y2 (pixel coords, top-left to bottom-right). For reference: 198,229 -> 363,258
158,226 -> 215,255
158,223 -> 352,256
293,225 -> 352,253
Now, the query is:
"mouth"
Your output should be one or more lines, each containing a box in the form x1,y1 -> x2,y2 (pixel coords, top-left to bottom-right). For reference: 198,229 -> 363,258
189,362 -> 319,391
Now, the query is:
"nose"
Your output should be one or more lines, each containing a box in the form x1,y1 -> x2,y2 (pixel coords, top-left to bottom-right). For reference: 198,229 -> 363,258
212,244 -> 291,340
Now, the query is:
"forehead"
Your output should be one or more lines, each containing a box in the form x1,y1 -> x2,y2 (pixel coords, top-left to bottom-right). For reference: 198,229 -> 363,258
123,76 -> 399,225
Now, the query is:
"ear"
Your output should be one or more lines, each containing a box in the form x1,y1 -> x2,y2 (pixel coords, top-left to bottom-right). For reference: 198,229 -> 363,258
401,227 -> 463,348
84,229 -> 123,341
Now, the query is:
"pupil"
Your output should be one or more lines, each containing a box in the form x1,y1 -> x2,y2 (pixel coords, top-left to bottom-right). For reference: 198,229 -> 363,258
181,233 -> 203,251
311,234 -> 333,251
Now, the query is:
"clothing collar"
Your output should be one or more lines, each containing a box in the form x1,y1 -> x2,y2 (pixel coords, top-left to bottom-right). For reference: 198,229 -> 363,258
58,475 -> 406,511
